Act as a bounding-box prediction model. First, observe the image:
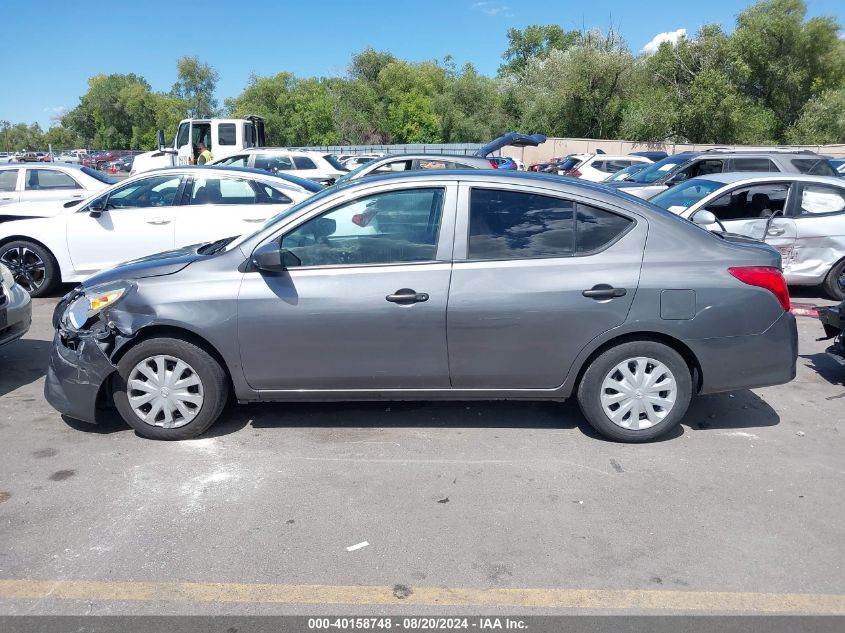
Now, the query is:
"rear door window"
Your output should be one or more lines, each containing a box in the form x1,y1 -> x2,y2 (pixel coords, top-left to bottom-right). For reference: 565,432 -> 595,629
733,158 -> 777,172
25,169 -> 80,190
188,177 -> 258,205
292,156 -> 317,170
0,169 -> 18,192
468,189 -> 634,260
255,154 -> 294,172
797,184 -> 845,215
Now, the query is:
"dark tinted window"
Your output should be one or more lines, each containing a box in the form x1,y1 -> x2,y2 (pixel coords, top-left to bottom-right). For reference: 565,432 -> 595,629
469,189 -> 575,260
80,166 -> 117,184
733,157 -> 777,172
292,156 -> 317,170
576,205 -> 634,253
0,169 -> 18,192
282,188 -> 444,267
682,159 -> 724,179
188,177 -> 257,205
255,154 -> 293,171
323,154 -> 348,171
218,123 -> 236,146
792,158 -> 837,176
253,182 -> 294,204
557,157 -> 582,171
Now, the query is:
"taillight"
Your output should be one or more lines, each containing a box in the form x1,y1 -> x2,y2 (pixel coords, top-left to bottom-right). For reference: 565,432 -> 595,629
564,169 -> 582,177
489,160 -> 499,169
728,266 -> 790,311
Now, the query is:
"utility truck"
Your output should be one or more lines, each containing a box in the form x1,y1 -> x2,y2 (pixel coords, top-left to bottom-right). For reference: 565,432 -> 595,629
130,116 -> 266,175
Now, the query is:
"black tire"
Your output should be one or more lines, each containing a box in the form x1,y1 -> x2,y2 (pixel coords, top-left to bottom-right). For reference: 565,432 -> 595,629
576,340 -> 692,443
0,239 -> 60,298
113,337 -> 228,440
822,259 -> 845,301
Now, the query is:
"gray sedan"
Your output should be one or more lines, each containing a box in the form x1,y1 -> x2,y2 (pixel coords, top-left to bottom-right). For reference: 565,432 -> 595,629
0,263 -> 31,348
45,171 -> 797,442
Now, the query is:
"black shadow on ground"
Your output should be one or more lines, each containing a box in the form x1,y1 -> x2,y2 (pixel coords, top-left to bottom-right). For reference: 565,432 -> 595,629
0,338 -> 51,397
800,352 -> 845,387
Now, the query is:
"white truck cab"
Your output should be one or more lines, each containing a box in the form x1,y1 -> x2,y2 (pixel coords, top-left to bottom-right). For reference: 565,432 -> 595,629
130,116 -> 266,175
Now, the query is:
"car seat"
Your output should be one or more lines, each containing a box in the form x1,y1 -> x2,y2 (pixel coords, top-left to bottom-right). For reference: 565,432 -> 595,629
750,193 -> 773,217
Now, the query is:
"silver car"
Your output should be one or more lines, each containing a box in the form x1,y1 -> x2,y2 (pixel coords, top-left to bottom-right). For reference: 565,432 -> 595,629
651,173 -> 845,299
0,262 -> 31,348
45,171 -> 797,442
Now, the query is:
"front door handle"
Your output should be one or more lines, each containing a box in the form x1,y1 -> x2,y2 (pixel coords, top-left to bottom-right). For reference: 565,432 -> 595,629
243,217 -> 266,223
767,226 -> 785,236
386,288 -> 429,304
582,284 -> 627,299
146,219 -> 171,225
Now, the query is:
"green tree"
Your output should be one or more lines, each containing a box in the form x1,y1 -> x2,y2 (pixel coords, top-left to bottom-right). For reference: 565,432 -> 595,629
499,25 -> 579,76
171,56 -> 220,118
787,89 -> 845,143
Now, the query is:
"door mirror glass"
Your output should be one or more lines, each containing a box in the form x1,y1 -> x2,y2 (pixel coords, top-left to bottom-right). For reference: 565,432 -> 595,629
252,241 -> 301,272
692,210 -> 717,226
156,129 -> 165,151
88,196 -> 106,217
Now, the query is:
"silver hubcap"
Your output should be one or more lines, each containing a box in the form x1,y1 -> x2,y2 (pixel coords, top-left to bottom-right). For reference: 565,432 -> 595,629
600,357 -> 677,430
127,355 -> 204,428
0,246 -> 45,291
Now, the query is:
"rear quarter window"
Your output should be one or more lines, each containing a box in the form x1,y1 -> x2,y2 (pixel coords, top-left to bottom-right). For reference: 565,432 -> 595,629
791,158 -> 837,176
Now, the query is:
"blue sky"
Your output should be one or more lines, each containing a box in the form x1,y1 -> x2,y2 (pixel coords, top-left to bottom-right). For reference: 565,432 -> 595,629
1,0 -> 843,128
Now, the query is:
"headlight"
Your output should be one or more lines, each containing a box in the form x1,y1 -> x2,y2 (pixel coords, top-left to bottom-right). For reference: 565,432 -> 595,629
0,263 -> 13,290
65,285 -> 128,329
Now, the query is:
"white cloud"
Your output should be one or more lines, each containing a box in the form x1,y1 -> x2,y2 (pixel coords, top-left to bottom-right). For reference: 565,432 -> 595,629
43,106 -> 68,114
473,1 -> 511,17
641,28 -> 687,55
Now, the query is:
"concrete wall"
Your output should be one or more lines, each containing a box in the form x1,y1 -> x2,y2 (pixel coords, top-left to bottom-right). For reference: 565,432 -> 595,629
501,138 -> 845,165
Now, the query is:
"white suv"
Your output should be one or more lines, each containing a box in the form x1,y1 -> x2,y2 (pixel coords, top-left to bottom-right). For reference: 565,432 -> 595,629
214,149 -> 348,184
560,154 -> 653,182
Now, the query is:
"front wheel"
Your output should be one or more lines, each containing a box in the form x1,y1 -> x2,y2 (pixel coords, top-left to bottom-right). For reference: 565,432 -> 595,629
113,337 -> 229,440
577,340 -> 692,442
0,240 -> 60,297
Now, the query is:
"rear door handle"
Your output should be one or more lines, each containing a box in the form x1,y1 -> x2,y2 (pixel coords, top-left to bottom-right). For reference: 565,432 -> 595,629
582,284 -> 627,299
386,288 -> 429,304
146,219 -> 171,225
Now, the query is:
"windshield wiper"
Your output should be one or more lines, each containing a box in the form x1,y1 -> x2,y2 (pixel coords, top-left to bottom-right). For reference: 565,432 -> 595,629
198,236 -> 236,255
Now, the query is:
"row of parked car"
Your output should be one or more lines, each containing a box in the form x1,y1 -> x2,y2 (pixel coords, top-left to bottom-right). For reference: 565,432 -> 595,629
0,133 -> 841,444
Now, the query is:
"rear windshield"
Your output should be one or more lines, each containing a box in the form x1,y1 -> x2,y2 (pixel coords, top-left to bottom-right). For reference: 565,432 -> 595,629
791,158 -> 837,176
557,157 -> 582,171
627,155 -> 691,183
80,166 -> 117,184
323,155 -> 349,172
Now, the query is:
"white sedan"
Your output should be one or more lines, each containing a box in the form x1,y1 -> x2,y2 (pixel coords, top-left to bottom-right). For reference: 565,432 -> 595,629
0,166 -> 316,297
0,163 -> 115,210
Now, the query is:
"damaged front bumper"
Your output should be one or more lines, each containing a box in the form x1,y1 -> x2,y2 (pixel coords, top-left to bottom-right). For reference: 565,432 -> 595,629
818,303 -> 845,367
44,289 -> 123,423
44,331 -> 117,423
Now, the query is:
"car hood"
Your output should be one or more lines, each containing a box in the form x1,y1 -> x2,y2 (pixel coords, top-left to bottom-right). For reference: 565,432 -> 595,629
475,132 -> 546,157
81,242 -> 214,288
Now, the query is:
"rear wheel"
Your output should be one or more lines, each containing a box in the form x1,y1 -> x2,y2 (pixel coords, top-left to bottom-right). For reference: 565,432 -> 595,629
113,337 -> 228,440
0,240 -> 59,297
822,259 -> 845,301
577,340 -> 692,442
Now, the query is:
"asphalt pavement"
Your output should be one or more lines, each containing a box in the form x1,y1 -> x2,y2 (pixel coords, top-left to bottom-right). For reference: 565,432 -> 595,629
0,293 -> 843,616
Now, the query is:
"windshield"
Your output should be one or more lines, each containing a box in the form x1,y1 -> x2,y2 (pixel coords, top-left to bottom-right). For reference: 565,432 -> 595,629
323,154 -> 349,172
627,154 -> 691,183
557,157 -> 583,171
650,178 -> 725,211
608,164 -> 645,181
81,166 -> 117,184
336,160 -> 377,184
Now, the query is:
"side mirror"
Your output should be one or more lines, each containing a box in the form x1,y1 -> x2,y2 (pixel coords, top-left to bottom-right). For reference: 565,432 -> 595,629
692,210 -> 717,226
156,129 -> 166,151
88,200 -> 106,218
251,241 -> 301,272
